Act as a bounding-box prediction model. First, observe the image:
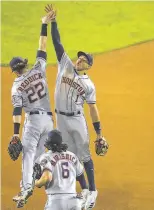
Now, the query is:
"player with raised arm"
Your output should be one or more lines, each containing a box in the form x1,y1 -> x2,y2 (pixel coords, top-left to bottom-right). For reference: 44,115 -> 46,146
8,11 -> 56,208
45,5 -> 109,210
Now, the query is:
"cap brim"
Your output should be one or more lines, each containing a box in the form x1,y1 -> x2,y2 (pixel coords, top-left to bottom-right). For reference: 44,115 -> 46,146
77,51 -> 88,59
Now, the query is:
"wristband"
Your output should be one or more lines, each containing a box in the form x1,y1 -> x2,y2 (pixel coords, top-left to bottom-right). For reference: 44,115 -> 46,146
14,123 -> 20,134
93,122 -> 101,134
40,24 -> 47,36
13,107 -> 22,116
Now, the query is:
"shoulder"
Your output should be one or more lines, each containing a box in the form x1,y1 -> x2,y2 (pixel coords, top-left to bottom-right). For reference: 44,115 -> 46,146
79,76 -> 95,89
67,150 -> 78,159
86,77 -> 95,89
59,52 -> 73,66
35,153 -> 50,167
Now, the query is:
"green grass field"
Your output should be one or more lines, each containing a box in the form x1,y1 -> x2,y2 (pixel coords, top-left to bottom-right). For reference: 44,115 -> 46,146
1,1 -> 154,65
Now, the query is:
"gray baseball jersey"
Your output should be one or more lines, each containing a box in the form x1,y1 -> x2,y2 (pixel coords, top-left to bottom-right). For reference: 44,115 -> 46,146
55,53 -> 95,162
11,57 -> 51,113
38,150 -> 84,194
55,53 -> 96,112
11,51 -> 53,191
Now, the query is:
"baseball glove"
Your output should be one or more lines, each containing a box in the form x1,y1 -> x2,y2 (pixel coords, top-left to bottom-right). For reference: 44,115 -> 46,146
8,136 -> 23,161
95,137 -> 109,156
33,163 -> 42,180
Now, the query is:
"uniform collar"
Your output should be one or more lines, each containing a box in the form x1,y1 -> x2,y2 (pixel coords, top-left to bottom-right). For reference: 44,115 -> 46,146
74,68 -> 88,78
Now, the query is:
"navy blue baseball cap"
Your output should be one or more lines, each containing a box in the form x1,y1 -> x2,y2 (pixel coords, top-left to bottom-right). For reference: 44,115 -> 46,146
77,51 -> 93,66
47,129 -> 62,146
9,57 -> 28,71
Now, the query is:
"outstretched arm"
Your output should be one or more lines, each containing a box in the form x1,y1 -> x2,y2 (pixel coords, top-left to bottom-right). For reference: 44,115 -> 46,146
37,12 -> 56,58
45,4 -> 64,62
51,21 -> 64,62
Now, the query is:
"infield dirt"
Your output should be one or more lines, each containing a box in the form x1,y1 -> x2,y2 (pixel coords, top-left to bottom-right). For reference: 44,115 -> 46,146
1,41 -> 154,210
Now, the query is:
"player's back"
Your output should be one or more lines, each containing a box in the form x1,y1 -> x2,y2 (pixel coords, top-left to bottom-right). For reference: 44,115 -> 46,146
12,67 -> 51,113
40,150 -> 83,195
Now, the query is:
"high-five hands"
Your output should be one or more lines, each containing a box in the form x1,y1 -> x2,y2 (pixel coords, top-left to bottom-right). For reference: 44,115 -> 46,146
42,5 -> 56,24
44,4 -> 56,22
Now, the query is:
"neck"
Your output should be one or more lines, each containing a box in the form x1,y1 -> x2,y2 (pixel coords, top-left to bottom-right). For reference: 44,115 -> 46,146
16,68 -> 28,77
74,68 -> 86,75
78,71 -> 86,75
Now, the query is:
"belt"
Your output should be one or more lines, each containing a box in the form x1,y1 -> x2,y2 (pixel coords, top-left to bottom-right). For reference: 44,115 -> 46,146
55,109 -> 81,117
29,111 -> 52,116
47,193 -> 76,196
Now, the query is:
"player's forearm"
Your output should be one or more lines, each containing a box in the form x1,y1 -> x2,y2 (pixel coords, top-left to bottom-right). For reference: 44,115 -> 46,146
89,104 -> 100,123
35,173 -> 52,188
89,104 -> 102,136
51,21 -> 64,62
35,177 -> 48,188
13,107 -> 22,136
39,24 -> 48,52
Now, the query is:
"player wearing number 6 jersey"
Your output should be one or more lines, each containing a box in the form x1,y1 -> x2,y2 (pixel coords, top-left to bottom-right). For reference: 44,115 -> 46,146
32,130 -> 83,210
9,12 -> 55,203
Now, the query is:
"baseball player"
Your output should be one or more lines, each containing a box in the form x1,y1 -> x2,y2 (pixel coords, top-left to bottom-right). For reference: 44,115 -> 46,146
8,11 -> 56,206
45,5 -> 109,210
17,129 -> 84,210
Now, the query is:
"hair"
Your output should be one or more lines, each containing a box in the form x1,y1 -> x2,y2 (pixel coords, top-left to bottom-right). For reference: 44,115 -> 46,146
50,143 -> 68,153
13,59 -> 28,74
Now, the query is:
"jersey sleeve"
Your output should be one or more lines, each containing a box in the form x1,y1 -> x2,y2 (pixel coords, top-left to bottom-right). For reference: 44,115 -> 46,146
85,83 -> 96,104
33,50 -> 47,73
11,85 -> 23,108
39,155 -> 53,173
58,52 -> 74,74
75,156 -> 84,177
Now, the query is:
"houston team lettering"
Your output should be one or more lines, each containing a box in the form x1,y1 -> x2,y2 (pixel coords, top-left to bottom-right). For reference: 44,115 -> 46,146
18,73 -> 43,92
62,76 -> 85,95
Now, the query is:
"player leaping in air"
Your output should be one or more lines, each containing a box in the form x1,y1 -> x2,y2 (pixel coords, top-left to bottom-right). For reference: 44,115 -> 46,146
45,5 -> 109,210
8,11 -> 56,208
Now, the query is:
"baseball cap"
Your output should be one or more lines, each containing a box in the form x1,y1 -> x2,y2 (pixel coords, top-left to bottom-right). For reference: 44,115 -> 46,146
47,129 -> 62,145
77,51 -> 93,66
9,57 -> 28,71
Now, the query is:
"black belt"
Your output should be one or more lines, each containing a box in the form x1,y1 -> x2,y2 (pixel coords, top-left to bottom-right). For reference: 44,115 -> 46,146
55,109 -> 81,117
29,111 -> 52,116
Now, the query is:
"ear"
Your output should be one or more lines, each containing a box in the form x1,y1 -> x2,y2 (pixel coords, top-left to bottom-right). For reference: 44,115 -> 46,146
85,63 -> 91,70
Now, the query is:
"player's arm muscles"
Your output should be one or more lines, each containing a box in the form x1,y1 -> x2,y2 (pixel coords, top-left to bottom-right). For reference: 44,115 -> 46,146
13,107 -> 22,137
51,21 -> 64,62
37,23 -> 48,60
35,169 -> 52,188
88,103 -> 102,137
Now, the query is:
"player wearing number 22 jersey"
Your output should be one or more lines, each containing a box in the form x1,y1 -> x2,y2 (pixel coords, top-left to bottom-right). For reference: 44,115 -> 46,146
10,16 -> 54,202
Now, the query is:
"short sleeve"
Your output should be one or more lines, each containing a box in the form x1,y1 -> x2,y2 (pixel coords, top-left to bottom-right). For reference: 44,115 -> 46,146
75,157 -> 84,177
39,155 -> 53,173
85,84 -> 96,104
33,50 -> 47,73
11,86 -> 23,107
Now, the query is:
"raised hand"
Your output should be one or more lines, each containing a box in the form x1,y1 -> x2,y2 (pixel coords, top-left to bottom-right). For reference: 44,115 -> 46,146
42,10 -> 56,24
45,4 -> 54,13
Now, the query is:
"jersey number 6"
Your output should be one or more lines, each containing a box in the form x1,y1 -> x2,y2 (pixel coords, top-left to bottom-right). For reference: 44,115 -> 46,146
25,82 -> 46,103
61,162 -> 69,178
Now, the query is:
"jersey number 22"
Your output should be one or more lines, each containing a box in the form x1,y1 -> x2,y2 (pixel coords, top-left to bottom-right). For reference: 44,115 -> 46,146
25,81 -> 46,103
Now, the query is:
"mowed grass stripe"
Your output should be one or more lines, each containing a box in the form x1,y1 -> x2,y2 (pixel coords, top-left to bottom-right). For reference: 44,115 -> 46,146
1,1 -> 154,64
